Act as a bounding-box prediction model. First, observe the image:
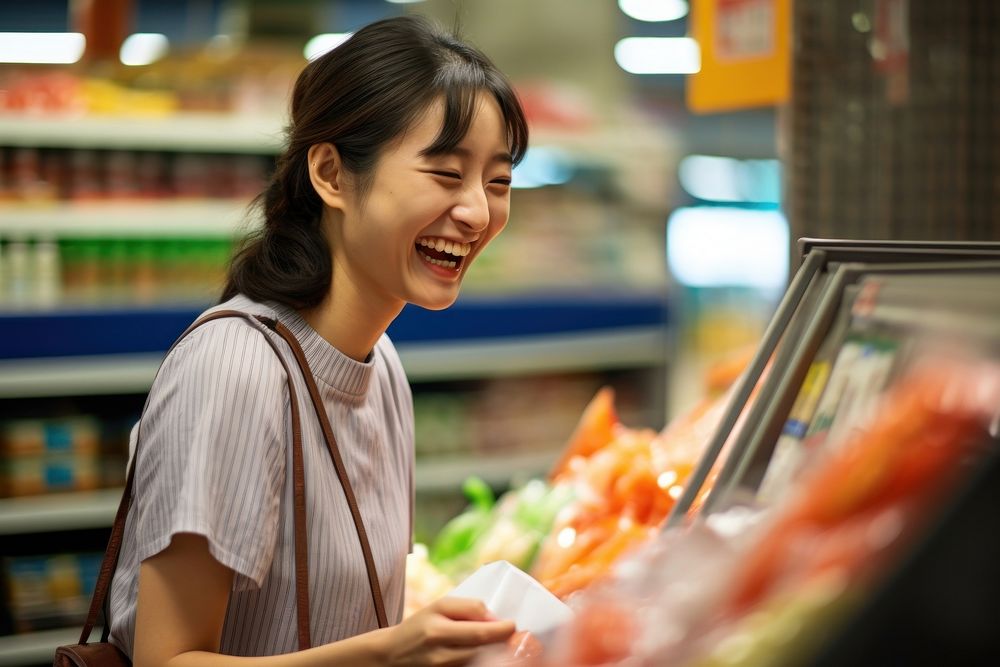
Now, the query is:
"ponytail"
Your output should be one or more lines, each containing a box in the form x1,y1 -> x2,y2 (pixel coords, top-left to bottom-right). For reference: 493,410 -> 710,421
221,151 -> 331,309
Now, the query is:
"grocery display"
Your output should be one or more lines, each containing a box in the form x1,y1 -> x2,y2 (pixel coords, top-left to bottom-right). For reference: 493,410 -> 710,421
0,146 -> 270,204
2,553 -> 102,635
402,353 -> 752,611
0,237 -> 236,306
413,240 -> 998,666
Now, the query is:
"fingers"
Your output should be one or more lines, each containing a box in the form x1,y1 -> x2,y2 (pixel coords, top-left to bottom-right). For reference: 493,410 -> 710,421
432,596 -> 496,621
434,618 -> 517,648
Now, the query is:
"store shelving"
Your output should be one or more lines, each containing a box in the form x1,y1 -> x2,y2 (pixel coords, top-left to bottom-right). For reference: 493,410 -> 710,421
0,112 -> 672,159
0,450 -> 561,539
0,326 -> 666,398
414,451 -> 559,493
0,296 -> 667,498
397,326 -> 666,381
0,293 -> 667,359
0,201 -> 252,239
0,488 -> 122,536
0,113 -> 282,153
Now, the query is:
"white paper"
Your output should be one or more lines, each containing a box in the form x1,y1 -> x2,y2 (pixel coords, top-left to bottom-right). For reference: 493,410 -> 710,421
448,560 -> 573,635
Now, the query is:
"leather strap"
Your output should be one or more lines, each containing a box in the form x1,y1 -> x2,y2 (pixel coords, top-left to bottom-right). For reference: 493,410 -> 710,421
80,311 -> 315,649
267,319 -> 389,629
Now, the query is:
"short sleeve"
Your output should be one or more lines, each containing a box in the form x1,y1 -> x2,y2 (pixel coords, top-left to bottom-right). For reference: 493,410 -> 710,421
130,319 -> 288,589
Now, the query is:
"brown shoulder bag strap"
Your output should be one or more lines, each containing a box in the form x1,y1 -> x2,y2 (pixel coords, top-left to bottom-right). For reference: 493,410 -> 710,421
267,319 -> 389,629
79,310 -> 313,650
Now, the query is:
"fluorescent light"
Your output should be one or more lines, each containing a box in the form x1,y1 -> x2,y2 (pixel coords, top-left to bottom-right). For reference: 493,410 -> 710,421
386,0 -> 426,3
304,33 -> 352,61
679,155 -> 782,204
618,0 -> 689,22
614,37 -> 700,74
667,207 -> 789,289
0,32 -> 86,64
120,33 -> 169,66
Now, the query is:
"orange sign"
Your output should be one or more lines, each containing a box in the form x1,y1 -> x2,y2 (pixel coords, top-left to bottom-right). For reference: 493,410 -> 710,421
688,0 -> 791,113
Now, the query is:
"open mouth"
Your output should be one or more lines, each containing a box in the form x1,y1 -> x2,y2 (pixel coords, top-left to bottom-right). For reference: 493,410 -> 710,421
415,237 -> 471,272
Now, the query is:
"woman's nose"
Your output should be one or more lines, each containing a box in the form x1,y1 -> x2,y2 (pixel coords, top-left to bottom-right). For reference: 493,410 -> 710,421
451,185 -> 490,233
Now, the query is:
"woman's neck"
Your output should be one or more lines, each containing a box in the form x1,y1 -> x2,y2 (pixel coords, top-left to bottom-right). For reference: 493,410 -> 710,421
299,270 -> 403,363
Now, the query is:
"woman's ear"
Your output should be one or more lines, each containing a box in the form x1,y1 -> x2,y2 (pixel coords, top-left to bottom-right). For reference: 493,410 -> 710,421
307,142 -> 349,211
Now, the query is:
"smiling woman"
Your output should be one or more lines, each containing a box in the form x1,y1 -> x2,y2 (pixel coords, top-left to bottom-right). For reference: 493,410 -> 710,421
307,94 -> 516,319
222,16 -> 527,314
91,14 -> 530,667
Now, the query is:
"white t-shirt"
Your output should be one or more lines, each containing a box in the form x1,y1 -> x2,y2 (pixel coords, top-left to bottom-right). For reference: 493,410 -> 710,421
109,294 -> 414,656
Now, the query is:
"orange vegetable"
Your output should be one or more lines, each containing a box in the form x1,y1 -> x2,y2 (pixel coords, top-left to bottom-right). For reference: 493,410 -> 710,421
532,516 -> 617,584
549,387 -> 619,481
540,521 -> 656,599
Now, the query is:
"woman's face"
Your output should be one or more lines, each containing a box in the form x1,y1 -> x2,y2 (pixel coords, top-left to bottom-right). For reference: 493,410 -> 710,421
333,93 -> 513,312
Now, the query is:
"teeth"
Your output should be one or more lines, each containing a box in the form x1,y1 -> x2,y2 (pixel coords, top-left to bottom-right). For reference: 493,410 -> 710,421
416,237 -> 472,257
417,249 -> 458,269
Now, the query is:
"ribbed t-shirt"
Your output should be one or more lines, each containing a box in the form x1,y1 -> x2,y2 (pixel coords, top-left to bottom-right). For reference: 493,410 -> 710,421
108,294 -> 414,656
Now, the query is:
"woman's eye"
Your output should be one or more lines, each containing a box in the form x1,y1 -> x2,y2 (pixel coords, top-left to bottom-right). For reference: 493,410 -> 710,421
490,178 -> 512,187
432,171 -> 462,180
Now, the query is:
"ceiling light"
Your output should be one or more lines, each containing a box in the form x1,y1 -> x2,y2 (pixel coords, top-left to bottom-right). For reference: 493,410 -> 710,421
120,33 -> 169,66
614,37 -> 700,75
618,0 -> 689,22
0,32 -> 86,64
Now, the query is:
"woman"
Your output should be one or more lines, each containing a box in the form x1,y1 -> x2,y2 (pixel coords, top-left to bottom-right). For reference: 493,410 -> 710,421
108,15 -> 528,666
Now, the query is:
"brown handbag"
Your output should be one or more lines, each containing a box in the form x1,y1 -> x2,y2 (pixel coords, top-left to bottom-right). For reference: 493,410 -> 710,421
54,311 -> 388,665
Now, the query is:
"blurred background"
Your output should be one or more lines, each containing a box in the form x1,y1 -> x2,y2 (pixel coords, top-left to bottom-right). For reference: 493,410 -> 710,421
0,1 -> 998,661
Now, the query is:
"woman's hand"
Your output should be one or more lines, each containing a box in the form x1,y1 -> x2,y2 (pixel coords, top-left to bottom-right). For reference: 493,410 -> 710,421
378,597 -> 515,667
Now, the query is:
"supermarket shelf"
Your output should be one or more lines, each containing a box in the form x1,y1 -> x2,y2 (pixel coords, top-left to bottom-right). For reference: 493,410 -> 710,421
0,353 -> 159,397
0,627 -> 81,666
399,326 -> 666,380
0,113 -> 282,154
415,451 -> 558,492
0,451 -> 556,535
0,201 -> 257,238
0,293 -> 668,360
0,488 -> 121,535
0,114 -> 666,157
0,326 -> 666,398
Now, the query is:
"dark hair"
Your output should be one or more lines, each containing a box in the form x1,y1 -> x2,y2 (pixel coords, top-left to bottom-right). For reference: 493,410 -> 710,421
222,15 -> 529,309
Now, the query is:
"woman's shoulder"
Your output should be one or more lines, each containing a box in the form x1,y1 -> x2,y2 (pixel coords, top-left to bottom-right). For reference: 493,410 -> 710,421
158,295 -> 288,389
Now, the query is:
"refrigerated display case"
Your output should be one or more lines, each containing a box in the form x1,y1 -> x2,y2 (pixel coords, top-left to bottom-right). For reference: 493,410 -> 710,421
514,238 -> 1000,667
669,239 -> 1000,525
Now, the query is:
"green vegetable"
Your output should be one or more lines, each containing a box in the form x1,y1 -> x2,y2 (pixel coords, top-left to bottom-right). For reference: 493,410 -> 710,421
429,477 -> 495,568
